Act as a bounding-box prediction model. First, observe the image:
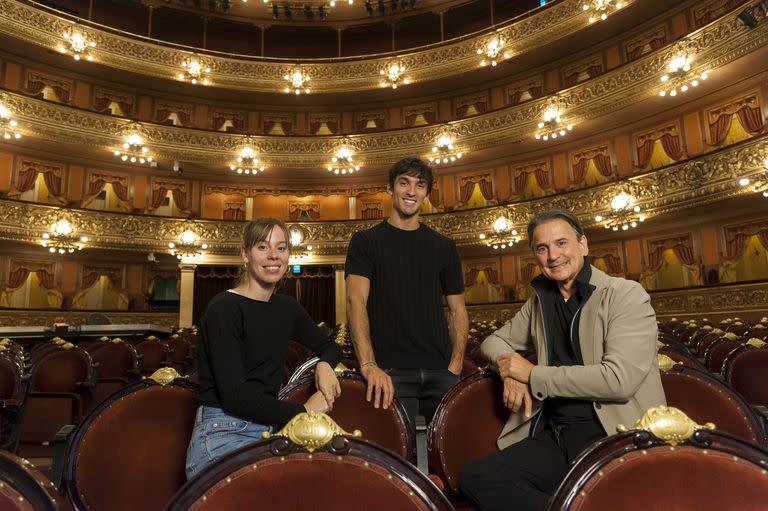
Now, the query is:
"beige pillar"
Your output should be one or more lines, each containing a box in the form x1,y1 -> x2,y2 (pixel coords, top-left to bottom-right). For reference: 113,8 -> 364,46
334,264 -> 346,325
178,262 -> 197,327
348,196 -> 357,220
245,197 -> 254,220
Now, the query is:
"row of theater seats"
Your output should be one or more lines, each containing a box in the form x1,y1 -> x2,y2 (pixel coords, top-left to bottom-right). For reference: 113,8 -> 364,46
0,331 -> 197,458
658,316 -> 768,409
3,361 -> 768,511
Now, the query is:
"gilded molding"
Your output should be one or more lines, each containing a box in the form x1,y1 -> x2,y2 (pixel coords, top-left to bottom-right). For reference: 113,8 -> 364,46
2,9 -> 765,168
0,0 -> 637,93
0,136 -> 766,254
651,280 -> 768,315
0,309 -> 178,327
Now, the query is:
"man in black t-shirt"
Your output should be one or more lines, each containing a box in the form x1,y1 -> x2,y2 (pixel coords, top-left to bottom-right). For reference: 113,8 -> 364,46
345,157 -> 469,428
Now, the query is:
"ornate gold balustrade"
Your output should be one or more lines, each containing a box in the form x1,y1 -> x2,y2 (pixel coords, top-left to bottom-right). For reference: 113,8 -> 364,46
651,280 -> 768,320
0,134 -> 765,256
1,1 -> 764,168
0,0 -> 636,93
0,309 -> 178,328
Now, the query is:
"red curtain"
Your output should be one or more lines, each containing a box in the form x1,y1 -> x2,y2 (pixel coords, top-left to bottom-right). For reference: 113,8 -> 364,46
473,101 -> 487,114
88,178 -> 106,196
171,188 -> 187,210
534,167 -> 550,188
514,172 -> 528,193
484,267 -> 499,285
726,0 -> 745,8
459,181 -> 475,203
464,268 -> 479,287
478,178 -> 494,200
151,187 -> 168,209
263,121 -> 275,133
649,36 -> 666,51
508,91 -> 523,105
572,159 -> 588,184
35,269 -> 55,289
26,80 -> 46,96
594,153 -> 613,177
82,271 -> 101,290
529,86 -> 544,98
361,205 -> 383,219
429,187 -> 440,206
404,114 -> 418,126
93,97 -> 112,112
111,180 -> 128,201
647,246 -> 664,271
709,113 -> 733,144
627,46 -> 644,61
563,73 -> 578,87
736,105 -> 764,133
157,109 -> 173,123
118,101 -> 133,116
176,111 -> 191,125
456,105 -> 469,118
212,116 -> 227,131
672,244 -> 696,266
727,233 -> 749,258
598,254 -> 623,275
520,263 -> 537,284
7,268 -> 30,289
587,64 -> 602,78
757,230 -> 768,251
660,133 -> 684,160
52,86 -> 69,102
43,172 -> 62,196
15,167 -> 39,192
223,207 -> 245,221
636,139 -> 655,168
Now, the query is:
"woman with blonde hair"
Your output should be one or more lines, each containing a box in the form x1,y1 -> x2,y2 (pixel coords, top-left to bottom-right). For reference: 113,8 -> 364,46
185,217 -> 342,479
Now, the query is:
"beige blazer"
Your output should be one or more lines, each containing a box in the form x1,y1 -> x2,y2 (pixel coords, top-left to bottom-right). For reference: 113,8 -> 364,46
481,266 -> 666,450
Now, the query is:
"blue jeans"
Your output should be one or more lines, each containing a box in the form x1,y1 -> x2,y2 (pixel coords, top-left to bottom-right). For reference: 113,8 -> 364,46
185,406 -> 272,480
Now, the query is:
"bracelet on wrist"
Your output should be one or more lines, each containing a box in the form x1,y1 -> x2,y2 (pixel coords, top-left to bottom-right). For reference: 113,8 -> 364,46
360,361 -> 377,369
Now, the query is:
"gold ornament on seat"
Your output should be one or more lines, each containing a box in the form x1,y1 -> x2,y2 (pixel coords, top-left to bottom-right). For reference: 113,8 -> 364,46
617,405 -> 714,446
264,411 -> 361,452
746,338 -> 767,348
149,367 -> 184,385
333,362 -> 351,375
657,353 -> 678,372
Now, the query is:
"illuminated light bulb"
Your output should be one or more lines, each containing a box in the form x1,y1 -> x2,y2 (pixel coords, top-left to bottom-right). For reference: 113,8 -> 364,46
739,178 -> 750,186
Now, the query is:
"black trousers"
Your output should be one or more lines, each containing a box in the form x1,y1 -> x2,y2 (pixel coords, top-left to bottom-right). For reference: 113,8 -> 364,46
458,417 -> 604,511
386,368 -> 459,428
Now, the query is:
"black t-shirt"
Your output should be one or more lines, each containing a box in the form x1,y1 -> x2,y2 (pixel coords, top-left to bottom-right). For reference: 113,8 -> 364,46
344,220 -> 464,369
196,290 -> 342,427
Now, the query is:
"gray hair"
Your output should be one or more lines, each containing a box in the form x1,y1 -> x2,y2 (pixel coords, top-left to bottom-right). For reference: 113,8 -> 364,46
526,209 -> 585,249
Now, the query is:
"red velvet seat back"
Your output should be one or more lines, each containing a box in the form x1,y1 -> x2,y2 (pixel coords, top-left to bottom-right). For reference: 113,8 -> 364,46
661,365 -> 764,444
428,371 -> 509,495
31,349 -> 91,392
91,343 -> 138,378
725,348 -> 768,406
135,340 -> 171,374
0,356 -> 20,400
0,450 -> 62,511
704,339 -> 741,374
561,446 -> 768,511
165,434 -> 453,511
65,380 -> 197,511
280,373 -> 415,462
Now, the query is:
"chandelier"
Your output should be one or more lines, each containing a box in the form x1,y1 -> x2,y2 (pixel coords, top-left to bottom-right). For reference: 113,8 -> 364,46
479,216 -> 521,249
738,158 -> 768,198
380,61 -> 409,89
327,140 -> 361,175
595,192 -> 646,231
535,107 -> 573,141
230,145 -> 265,175
59,26 -> 96,61
113,130 -> 153,165
659,56 -> 708,97
178,57 -> 211,86
477,36 -> 510,67
0,101 -> 21,140
40,220 -> 89,254
168,230 -> 208,260
582,0 -> 623,23
428,133 -> 463,166
284,67 -> 310,94
288,225 -> 313,261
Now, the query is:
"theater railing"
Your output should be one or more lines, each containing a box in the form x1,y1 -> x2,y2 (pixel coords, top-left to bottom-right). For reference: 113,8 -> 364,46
0,308 -> 178,328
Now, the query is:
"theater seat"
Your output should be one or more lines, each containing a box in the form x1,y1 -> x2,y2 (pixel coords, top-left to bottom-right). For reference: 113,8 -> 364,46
0,354 -> 24,452
87,340 -> 141,404
723,343 -> 768,407
135,338 -> 173,376
279,372 -> 415,463
549,406 -> 768,511
62,369 -> 197,511
165,412 -> 452,511
427,370 -> 509,498
702,338 -> 742,374
0,450 -> 63,511
659,358 -> 766,446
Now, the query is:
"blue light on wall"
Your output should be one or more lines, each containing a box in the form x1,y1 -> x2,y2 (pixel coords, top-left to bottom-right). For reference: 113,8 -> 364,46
540,0 -> 546,5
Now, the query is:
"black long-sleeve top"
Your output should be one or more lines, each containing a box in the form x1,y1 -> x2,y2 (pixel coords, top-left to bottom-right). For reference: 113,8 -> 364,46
196,290 -> 342,427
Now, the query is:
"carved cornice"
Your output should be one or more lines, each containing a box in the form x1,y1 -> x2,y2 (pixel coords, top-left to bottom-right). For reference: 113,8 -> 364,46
2,8 -> 764,168
0,0 -> 639,93
0,135 -> 765,254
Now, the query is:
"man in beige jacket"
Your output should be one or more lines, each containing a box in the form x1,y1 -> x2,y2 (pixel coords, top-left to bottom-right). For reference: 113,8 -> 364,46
459,209 -> 665,511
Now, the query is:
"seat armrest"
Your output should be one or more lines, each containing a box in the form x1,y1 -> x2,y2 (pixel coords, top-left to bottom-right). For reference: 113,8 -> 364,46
51,424 -> 76,489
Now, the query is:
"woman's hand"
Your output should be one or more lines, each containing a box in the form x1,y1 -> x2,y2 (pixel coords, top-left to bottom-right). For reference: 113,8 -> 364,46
304,390 -> 330,414
315,361 -> 342,410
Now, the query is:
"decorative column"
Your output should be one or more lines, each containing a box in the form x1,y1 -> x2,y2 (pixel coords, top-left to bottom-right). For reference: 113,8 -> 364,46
245,197 -> 254,220
334,264 -> 346,325
178,262 -> 197,327
348,196 -> 357,219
